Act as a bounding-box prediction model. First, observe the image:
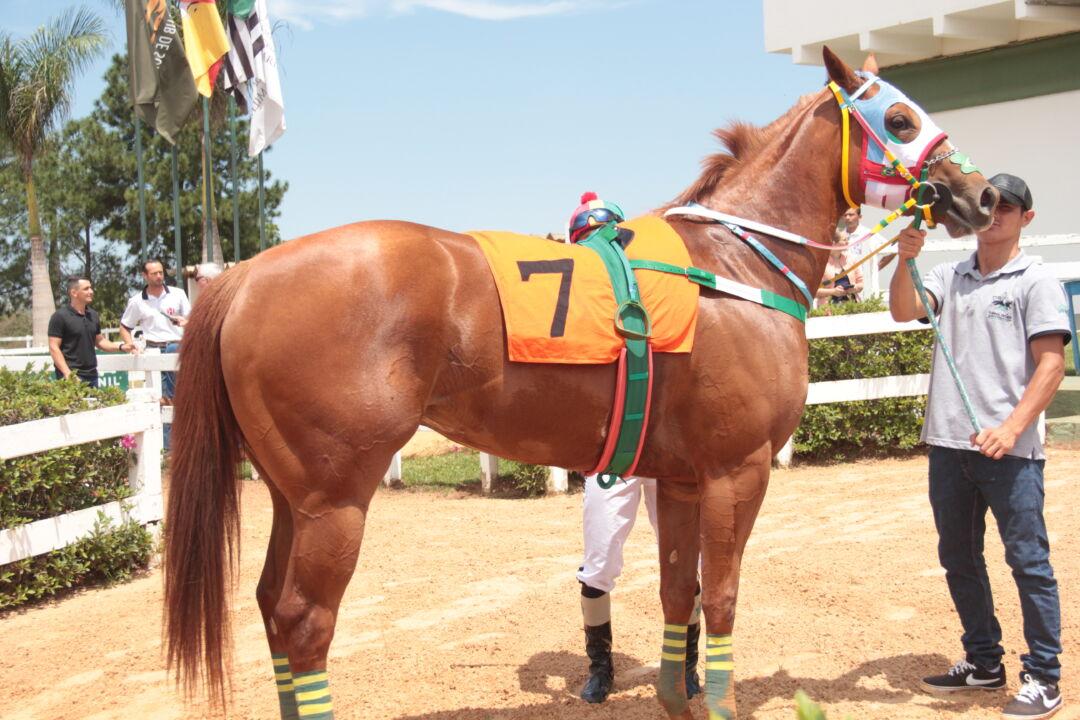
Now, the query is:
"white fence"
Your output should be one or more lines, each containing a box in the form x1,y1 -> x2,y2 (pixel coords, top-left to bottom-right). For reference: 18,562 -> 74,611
0,391 -> 163,565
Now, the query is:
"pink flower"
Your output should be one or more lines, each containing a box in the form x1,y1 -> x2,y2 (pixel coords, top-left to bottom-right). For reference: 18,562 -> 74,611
120,434 -> 137,450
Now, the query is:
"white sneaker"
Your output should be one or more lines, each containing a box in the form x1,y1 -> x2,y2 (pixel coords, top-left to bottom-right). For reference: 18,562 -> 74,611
1002,672 -> 1063,719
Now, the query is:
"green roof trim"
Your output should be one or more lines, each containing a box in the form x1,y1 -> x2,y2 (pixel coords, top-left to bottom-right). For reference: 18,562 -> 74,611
881,32 -> 1080,112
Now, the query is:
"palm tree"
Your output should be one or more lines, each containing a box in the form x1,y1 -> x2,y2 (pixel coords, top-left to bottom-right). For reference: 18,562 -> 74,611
0,6 -> 107,344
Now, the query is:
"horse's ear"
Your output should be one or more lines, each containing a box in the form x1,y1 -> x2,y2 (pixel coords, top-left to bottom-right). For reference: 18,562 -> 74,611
862,53 -> 880,75
823,46 -> 860,93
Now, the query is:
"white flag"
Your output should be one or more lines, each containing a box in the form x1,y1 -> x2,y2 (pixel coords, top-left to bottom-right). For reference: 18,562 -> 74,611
244,0 -> 285,156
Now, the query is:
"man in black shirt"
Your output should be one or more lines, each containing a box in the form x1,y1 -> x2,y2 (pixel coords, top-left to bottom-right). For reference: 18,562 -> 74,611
47,276 -> 134,387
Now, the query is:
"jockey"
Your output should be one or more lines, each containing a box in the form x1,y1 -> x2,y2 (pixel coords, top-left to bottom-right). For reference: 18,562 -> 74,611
567,192 -> 702,704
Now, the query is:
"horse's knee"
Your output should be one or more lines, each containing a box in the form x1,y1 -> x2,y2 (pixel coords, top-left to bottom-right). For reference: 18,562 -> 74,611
275,596 -> 336,668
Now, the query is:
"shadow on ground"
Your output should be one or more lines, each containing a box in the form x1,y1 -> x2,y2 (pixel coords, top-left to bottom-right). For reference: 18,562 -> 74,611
394,651 -> 1011,718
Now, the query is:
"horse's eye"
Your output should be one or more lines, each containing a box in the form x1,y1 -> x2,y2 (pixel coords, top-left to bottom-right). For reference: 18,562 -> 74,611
889,115 -> 910,131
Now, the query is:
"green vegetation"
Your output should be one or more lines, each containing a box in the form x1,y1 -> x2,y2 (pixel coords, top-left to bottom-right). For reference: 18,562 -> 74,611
401,450 -> 553,497
794,297 -> 933,461
0,369 -> 153,609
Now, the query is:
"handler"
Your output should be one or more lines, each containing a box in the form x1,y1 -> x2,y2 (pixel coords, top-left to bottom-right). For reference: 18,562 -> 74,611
890,173 -> 1069,720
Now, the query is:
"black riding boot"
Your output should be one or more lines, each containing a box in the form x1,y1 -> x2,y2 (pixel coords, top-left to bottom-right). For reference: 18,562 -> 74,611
581,622 -> 614,703
685,622 -> 702,700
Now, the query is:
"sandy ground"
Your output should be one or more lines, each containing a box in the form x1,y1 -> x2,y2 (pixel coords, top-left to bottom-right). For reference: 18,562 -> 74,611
1,448 -> 1078,720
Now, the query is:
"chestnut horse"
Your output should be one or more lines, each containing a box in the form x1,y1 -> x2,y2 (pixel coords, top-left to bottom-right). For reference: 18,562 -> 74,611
165,49 -> 995,719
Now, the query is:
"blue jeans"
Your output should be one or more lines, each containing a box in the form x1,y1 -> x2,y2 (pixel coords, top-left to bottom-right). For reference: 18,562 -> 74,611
161,342 -> 180,450
928,446 -> 1061,682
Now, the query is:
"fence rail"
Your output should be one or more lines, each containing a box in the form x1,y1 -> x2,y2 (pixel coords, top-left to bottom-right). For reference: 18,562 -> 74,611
0,392 -> 163,565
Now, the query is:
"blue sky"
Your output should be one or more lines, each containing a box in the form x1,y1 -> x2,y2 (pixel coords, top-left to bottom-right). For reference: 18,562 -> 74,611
7,0 -> 824,240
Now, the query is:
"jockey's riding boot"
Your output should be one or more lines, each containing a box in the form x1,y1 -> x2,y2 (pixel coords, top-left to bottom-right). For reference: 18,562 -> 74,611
581,622 -> 614,703
685,621 -> 702,700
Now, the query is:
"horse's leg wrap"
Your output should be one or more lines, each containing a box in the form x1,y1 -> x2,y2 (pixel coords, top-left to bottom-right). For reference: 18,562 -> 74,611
272,654 -> 300,720
704,634 -> 735,719
292,669 -> 334,719
657,623 -> 689,716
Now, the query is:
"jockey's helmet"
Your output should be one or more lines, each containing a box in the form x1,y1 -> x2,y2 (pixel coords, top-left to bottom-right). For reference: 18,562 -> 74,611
568,192 -> 625,242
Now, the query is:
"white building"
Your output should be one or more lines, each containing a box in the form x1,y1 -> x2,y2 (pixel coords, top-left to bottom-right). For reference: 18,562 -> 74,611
764,1 -> 1080,290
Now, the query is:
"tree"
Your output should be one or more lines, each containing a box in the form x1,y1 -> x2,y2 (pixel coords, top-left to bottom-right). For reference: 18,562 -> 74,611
0,6 -> 108,344
90,55 -> 288,269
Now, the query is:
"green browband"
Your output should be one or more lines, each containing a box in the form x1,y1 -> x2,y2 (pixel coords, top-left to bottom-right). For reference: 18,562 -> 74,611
628,259 -> 808,323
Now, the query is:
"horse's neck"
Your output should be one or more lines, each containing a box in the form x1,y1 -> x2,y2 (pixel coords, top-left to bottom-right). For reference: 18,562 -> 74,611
705,106 -> 845,290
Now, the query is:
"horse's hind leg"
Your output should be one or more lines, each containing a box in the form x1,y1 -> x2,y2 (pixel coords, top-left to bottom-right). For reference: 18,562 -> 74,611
697,446 -> 772,720
656,478 -> 701,719
255,473 -> 300,719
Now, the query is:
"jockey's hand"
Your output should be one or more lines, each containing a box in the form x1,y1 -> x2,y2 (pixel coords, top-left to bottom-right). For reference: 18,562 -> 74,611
971,424 -> 1018,460
896,227 -> 926,261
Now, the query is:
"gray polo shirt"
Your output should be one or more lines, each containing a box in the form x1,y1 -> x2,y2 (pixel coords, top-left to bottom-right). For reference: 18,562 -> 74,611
921,251 -> 1071,460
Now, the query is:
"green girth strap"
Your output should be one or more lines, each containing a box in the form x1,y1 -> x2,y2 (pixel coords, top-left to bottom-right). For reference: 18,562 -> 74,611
578,223 -> 652,487
628,259 -> 808,323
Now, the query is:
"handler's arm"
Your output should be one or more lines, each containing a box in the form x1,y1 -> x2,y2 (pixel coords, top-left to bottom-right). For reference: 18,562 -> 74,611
48,336 -> 72,379
888,228 -> 933,321
971,335 -> 1066,459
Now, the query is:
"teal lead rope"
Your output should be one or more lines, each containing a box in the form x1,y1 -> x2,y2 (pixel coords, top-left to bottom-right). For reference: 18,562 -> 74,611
906,171 -> 982,434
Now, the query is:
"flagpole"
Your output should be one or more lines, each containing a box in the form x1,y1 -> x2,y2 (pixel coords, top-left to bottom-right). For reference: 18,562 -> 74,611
229,96 -> 240,263
170,145 -> 183,277
134,113 -> 148,262
202,97 -> 215,265
258,151 -> 266,252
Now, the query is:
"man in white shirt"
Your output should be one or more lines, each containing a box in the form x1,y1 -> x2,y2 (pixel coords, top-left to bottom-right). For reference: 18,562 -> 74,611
119,259 -> 191,404
840,207 -> 883,299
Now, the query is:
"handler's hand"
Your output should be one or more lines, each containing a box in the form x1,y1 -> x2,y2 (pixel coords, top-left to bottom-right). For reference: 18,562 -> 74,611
896,227 -> 926,261
971,425 -> 1018,460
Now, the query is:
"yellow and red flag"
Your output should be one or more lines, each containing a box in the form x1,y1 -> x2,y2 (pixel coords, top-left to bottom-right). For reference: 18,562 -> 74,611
179,0 -> 229,96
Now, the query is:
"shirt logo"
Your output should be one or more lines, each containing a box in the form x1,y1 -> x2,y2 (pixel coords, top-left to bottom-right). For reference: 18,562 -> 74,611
987,294 -> 1014,321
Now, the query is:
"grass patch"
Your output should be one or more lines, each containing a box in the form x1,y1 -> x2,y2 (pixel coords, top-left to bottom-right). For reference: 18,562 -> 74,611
402,450 -> 481,489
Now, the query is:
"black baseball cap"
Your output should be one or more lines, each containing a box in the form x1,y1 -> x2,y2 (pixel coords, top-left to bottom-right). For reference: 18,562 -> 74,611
988,173 -> 1033,211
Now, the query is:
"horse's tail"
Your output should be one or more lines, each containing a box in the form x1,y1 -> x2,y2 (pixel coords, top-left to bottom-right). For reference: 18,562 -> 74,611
164,262 -> 250,706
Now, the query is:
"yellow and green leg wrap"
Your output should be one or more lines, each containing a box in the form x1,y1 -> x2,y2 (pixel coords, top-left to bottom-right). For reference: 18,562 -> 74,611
704,634 -> 735,720
293,669 -> 334,719
657,623 -> 689,716
272,654 -> 300,720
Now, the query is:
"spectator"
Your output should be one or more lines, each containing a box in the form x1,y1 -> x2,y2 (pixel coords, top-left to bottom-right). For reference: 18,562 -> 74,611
118,259 -> 190,405
815,246 -> 863,308
47,275 -> 135,387
194,262 -> 223,288
840,207 -> 884,297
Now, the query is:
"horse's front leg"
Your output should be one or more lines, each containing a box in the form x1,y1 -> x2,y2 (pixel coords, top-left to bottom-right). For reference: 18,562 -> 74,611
656,477 -> 701,719
698,446 -> 772,719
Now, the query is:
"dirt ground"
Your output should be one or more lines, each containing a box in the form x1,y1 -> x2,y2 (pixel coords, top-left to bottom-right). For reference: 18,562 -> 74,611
2,448 -> 1078,720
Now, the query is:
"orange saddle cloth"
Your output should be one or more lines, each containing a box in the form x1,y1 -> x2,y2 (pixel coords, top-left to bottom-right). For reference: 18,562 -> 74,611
468,215 -> 699,364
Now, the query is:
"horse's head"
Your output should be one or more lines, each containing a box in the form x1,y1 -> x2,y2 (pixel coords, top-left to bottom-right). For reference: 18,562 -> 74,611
823,47 -> 996,237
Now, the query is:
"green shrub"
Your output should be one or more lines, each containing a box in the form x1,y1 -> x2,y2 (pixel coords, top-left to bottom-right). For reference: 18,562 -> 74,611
0,513 -> 153,610
794,298 -> 933,461
498,460 -> 550,497
1,369 -> 132,527
0,369 -> 152,610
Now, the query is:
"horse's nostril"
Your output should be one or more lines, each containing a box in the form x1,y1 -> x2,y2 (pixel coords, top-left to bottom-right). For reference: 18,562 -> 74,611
980,186 -> 997,212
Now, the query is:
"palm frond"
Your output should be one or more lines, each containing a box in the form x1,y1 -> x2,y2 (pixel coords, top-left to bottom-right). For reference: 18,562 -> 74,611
5,6 -> 108,167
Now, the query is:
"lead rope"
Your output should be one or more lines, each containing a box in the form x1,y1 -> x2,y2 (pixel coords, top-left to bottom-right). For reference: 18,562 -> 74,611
906,170 -> 982,434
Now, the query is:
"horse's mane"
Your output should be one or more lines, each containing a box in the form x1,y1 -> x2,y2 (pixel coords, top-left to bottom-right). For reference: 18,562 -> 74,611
671,92 -> 820,207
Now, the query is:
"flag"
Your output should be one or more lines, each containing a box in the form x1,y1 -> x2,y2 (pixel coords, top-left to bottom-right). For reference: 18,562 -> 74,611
124,0 -> 198,144
222,0 -> 285,156
179,0 -> 230,97
221,2 -> 257,113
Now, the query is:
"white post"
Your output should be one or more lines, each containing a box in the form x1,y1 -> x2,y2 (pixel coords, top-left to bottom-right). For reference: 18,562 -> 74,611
383,451 -> 402,487
480,453 -> 498,495
547,466 -> 569,494
774,437 -> 794,468
128,390 -> 163,523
